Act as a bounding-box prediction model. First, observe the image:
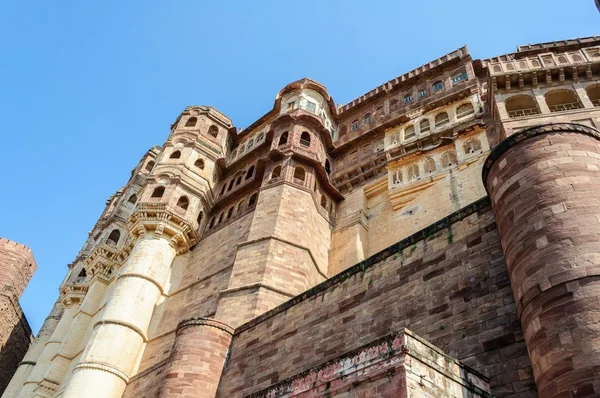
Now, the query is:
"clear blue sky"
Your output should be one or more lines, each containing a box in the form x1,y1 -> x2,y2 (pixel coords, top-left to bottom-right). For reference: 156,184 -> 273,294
1,0 -> 598,334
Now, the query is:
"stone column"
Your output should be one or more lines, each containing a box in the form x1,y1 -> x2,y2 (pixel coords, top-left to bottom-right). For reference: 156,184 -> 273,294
483,123 -> 600,397
40,274 -> 109,394
17,301 -> 79,398
1,301 -> 62,398
61,204 -> 197,398
157,318 -> 234,398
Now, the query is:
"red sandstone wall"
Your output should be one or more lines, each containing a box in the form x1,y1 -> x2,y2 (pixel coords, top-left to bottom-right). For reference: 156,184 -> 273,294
217,200 -> 536,398
0,238 -> 36,395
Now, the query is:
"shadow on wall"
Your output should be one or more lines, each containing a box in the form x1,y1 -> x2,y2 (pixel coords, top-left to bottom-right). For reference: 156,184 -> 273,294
0,296 -> 32,395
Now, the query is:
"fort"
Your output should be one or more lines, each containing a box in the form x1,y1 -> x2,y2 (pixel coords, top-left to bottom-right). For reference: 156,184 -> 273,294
3,36 -> 600,398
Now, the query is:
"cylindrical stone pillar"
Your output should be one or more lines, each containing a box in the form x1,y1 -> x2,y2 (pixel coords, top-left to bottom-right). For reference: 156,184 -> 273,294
17,302 -> 77,398
158,318 -> 234,398
42,279 -> 108,390
62,235 -> 176,398
1,301 -> 63,398
483,123 -> 600,397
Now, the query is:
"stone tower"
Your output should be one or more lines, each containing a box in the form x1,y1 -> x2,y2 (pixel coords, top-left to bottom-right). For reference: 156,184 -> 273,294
0,238 -> 36,396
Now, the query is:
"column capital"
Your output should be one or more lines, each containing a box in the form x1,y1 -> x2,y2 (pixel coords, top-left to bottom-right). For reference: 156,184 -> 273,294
127,203 -> 199,254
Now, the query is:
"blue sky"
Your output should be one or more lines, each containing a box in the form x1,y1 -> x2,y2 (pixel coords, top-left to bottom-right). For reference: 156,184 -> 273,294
1,0 -> 598,333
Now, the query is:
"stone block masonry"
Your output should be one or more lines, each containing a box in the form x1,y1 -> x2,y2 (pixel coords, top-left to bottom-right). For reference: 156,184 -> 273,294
218,198 -> 536,397
484,123 -> 600,398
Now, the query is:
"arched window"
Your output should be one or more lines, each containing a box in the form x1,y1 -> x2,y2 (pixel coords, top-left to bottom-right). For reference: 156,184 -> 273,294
227,179 -> 235,191
424,158 -> 436,174
78,268 -> 87,279
185,117 -> 197,127
257,132 -> 265,142
235,175 -> 242,186
338,125 -> 348,138
246,165 -> 255,179
247,138 -> 255,150
145,160 -> 155,172
519,61 -> 527,69
194,159 -> 204,169
493,65 -> 501,73
208,217 -> 215,229
420,119 -> 431,134
239,144 -> 246,155
432,81 -> 444,92
392,170 -> 402,185
389,99 -> 399,111
300,132 -> 311,146
325,159 -> 331,176
506,63 -> 515,71
390,132 -> 399,145
435,112 -> 449,128
176,196 -> 189,210
505,95 -> 540,117
531,60 -> 541,67
128,194 -> 137,204
363,113 -> 371,125
375,106 -> 384,119
278,132 -> 289,146
320,194 -> 327,209
217,212 -> 224,224
573,54 -> 583,62
207,125 -> 219,137
456,103 -> 475,119
441,151 -> 458,167
350,120 -> 359,131
404,125 -> 416,140
197,211 -> 203,224
586,84 -> 600,107
237,199 -> 246,213
407,164 -> 420,181
219,184 -> 226,196
293,166 -> 306,182
271,165 -> 282,179
558,56 -> 568,64
463,139 -> 482,154
248,193 -> 258,207
170,150 -> 181,159
226,206 -> 234,220
545,90 -> 582,112
152,186 -> 165,198
107,229 -> 121,246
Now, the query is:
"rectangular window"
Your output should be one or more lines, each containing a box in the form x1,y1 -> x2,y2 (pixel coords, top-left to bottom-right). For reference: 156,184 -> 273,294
305,100 -> 317,113
404,95 -> 413,104
418,89 -> 426,98
351,121 -> 359,131
433,82 -> 444,92
287,101 -> 295,111
451,72 -> 468,85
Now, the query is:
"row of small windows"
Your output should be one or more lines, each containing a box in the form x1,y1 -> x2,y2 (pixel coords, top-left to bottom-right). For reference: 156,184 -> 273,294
184,118 -> 219,137
277,131 -> 312,147
391,140 -> 482,185
208,192 -> 258,229
219,166 -> 256,196
389,103 -> 475,144
347,73 -> 469,133
505,85 -> 600,118
491,52 -> 600,73
230,132 -> 266,161
270,165 -> 306,182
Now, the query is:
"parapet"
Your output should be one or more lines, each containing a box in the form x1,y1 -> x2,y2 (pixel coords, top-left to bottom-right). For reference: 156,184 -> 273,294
0,237 -> 37,299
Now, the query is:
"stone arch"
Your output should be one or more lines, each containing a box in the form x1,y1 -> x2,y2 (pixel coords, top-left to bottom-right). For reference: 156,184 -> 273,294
300,131 -> 311,147
185,117 -> 197,127
170,150 -> 181,159
441,150 -> 458,167
293,166 -> 306,182
176,196 -> 190,210
279,132 -> 289,146
407,164 -> 420,181
434,112 -> 449,128
151,186 -> 165,198
207,125 -> 219,137
194,159 -> 204,169
545,89 -> 582,112
107,229 -> 121,246
505,94 -> 540,117
424,158 -> 436,174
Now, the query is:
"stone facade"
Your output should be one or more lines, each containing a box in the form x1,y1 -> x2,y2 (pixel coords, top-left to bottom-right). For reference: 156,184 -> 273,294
0,238 -> 36,396
4,36 -> 600,398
